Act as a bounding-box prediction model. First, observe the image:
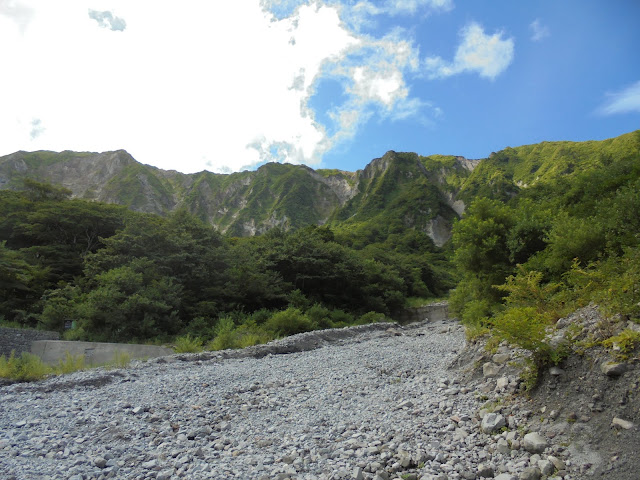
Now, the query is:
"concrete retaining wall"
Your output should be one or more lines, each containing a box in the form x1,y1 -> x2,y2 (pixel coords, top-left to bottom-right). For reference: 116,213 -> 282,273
395,302 -> 449,325
0,327 -> 60,358
31,340 -> 174,366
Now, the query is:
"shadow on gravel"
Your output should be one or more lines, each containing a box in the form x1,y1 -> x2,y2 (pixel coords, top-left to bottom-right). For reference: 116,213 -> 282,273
12,371 -> 126,393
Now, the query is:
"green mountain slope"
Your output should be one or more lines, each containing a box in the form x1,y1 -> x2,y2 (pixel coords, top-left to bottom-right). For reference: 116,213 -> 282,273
1,130 -> 637,246
0,148 -> 475,245
459,130 -> 640,202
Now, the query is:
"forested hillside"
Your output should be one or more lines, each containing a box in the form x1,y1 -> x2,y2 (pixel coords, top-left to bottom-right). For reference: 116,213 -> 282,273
0,149 -> 472,244
450,130 -> 640,374
0,179 -> 452,345
0,130 -> 638,354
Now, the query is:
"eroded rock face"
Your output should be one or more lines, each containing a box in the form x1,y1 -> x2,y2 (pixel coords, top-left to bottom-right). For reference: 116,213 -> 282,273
424,215 -> 452,247
0,149 -> 472,242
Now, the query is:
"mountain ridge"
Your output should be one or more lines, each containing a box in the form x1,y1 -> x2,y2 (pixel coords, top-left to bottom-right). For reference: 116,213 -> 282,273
0,148 -> 477,245
1,130 -> 637,245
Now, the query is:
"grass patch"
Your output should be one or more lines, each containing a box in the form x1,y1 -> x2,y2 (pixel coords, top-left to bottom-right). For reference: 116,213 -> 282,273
602,328 -> 640,360
56,352 -> 86,374
110,350 -> 132,369
173,334 -> 205,353
0,351 -> 51,381
0,348 -> 136,382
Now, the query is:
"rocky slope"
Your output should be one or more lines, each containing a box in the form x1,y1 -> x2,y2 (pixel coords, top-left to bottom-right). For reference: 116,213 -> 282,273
1,309 -> 637,480
1,130 -> 637,244
0,149 -> 475,244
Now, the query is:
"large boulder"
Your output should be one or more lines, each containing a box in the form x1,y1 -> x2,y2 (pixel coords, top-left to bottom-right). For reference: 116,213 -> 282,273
523,432 -> 547,454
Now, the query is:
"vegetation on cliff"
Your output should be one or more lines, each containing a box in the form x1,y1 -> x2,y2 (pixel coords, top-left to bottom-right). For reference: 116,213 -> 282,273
450,130 -> 640,370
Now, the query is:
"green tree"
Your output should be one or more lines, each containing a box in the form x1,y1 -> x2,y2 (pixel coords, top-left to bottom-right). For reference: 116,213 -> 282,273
75,259 -> 182,341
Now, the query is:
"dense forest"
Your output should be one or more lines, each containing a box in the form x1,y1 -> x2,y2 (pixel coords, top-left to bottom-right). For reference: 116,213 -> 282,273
1,130 -> 639,359
0,179 -> 452,347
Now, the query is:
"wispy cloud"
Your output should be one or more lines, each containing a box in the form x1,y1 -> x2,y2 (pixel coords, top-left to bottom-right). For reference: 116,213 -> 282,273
359,0 -> 453,15
425,22 -> 514,80
597,81 -> 640,115
29,118 -> 45,140
529,19 -> 550,42
88,10 -> 126,32
0,0 -> 34,33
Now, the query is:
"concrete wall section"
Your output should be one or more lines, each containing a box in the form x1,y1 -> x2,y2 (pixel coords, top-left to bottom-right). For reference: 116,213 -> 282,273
31,340 -> 174,365
395,302 -> 449,325
0,327 -> 60,357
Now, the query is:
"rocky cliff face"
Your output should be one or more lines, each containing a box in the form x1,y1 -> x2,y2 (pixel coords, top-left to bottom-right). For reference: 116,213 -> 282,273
0,149 -> 474,244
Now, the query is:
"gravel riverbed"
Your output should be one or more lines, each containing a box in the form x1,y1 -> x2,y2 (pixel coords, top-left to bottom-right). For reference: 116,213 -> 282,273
1,320 -> 577,480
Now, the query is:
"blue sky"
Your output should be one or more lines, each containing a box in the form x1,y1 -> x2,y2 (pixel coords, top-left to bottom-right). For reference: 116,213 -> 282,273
1,1 -> 638,174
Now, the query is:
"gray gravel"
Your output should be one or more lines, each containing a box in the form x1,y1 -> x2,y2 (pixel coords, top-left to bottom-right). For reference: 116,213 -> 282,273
0,320 -> 574,479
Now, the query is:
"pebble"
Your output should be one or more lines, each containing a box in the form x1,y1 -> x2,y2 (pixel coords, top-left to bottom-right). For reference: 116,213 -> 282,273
0,320 -> 579,480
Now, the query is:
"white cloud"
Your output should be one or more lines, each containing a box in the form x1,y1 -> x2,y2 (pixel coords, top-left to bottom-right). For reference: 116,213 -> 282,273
529,19 -> 549,42
316,29 -> 442,149
88,9 -> 126,32
0,0 -> 34,32
425,22 -> 514,80
384,0 -> 453,15
347,0 -> 452,17
598,81 -> 640,115
0,0 -> 433,173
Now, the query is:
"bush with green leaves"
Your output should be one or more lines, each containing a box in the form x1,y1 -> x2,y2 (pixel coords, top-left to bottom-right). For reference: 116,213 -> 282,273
264,308 -> 316,337
173,334 -> 205,353
355,311 -> 389,325
207,316 -> 238,351
0,351 -> 51,381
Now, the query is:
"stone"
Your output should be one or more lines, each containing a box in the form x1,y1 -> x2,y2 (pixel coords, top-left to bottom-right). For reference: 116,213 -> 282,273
481,413 -> 506,434
94,457 -> 107,468
353,466 -> 364,480
477,463 -> 494,477
612,417 -> 635,430
519,466 -> 541,480
601,362 -> 627,377
523,432 -> 547,454
547,455 -> 565,471
549,366 -> 564,376
492,353 -> 510,364
495,376 -> 509,390
494,475 -> 517,480
496,438 -> 510,454
537,459 -> 554,476
156,470 -> 173,480
483,362 -> 501,378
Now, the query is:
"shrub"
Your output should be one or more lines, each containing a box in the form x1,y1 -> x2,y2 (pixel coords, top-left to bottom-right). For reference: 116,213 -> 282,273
56,352 -> 85,374
328,309 -> 354,328
0,351 -> 51,381
264,308 -> 315,336
491,307 -> 560,366
207,316 -> 238,350
173,334 -> 204,353
306,304 -> 332,329
602,329 -> 640,360
355,311 -> 388,325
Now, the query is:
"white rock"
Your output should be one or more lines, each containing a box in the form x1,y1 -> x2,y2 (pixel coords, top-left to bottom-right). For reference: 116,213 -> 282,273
612,417 -> 635,430
523,432 -> 547,454
481,413 -> 506,434
483,362 -> 501,378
